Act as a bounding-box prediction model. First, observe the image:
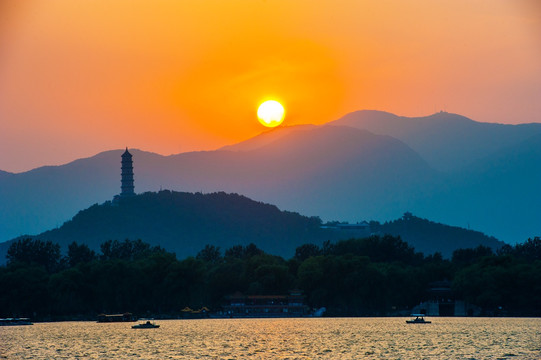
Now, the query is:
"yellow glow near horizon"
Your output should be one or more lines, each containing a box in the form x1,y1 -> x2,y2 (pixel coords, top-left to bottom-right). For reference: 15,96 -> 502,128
257,100 -> 285,127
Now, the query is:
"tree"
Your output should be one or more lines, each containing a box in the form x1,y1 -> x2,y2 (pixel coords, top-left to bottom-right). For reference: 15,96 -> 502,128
253,264 -> 292,295
452,245 -> 493,266
294,244 -> 322,262
224,245 -> 245,259
7,238 -> 62,273
48,267 -> 89,315
244,243 -> 264,258
206,259 -> 247,305
331,235 -> 421,264
67,242 -> 96,267
512,237 -> 541,261
224,243 -> 264,259
196,244 -> 222,264
100,239 -> 158,261
0,265 -> 50,317
322,240 -> 335,255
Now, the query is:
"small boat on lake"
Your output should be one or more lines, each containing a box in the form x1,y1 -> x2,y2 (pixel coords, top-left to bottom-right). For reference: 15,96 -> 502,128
0,318 -> 33,326
406,314 -> 431,324
132,320 -> 159,329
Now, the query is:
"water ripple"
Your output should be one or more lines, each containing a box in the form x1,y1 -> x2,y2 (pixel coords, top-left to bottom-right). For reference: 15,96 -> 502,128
1,318 -> 540,359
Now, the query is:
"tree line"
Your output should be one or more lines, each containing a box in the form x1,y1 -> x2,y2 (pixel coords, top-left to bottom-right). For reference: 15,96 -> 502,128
1,236 -> 539,320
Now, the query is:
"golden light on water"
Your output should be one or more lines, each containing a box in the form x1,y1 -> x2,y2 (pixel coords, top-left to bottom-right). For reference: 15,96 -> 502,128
3,318 -> 540,358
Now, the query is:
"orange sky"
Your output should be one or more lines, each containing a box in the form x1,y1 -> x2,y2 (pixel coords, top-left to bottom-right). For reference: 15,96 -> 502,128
1,0 -> 540,172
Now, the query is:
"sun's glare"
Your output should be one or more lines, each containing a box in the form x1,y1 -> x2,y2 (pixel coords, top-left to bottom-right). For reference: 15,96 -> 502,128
257,100 -> 285,127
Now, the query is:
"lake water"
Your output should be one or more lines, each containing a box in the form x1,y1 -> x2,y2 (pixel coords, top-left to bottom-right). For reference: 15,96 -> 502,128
1,318 -> 540,359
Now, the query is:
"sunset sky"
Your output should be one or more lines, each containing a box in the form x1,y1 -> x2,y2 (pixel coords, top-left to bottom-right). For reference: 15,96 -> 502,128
1,0 -> 540,172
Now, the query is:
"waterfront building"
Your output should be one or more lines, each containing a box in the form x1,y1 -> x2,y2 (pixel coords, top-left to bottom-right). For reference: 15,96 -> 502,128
223,290 -> 309,317
411,280 -> 481,316
97,312 -> 137,322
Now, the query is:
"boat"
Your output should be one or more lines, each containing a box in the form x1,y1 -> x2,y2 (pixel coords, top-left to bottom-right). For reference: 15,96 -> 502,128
132,319 -> 160,329
97,312 -> 137,322
406,314 -> 431,324
0,318 -> 33,326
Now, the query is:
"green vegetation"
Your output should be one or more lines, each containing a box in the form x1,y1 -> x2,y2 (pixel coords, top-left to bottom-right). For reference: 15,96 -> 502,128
1,237 -> 539,320
13,190 -> 328,260
0,192 -> 506,264
369,212 -> 503,257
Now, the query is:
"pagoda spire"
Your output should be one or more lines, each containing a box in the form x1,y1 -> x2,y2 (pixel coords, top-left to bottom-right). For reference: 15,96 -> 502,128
120,147 -> 135,196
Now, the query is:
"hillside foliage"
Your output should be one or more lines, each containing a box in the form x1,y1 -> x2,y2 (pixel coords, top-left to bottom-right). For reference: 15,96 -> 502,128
0,191 -> 507,263
26,190 -> 327,259
369,212 -> 503,257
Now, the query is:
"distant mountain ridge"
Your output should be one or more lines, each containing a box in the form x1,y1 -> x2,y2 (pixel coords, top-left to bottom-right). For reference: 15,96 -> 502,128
219,124 -> 317,152
0,110 -> 539,245
331,110 -> 541,172
0,124 -> 438,240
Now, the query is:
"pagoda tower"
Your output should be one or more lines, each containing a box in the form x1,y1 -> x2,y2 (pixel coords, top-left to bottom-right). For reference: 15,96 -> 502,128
120,148 -> 135,196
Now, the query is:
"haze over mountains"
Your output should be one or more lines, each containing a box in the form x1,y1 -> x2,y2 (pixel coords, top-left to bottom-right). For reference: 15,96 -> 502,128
0,110 -> 539,247
332,110 -> 541,172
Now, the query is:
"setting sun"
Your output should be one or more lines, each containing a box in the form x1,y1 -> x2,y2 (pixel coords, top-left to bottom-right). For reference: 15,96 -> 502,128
257,100 -> 285,128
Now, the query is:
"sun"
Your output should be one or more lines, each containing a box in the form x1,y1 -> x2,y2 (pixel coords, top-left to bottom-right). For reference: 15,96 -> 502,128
257,100 -> 285,127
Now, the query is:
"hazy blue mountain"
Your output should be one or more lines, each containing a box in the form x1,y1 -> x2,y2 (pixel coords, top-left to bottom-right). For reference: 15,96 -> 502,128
417,133 -> 541,244
0,114 -> 539,246
0,170 -> 13,178
0,125 -> 437,243
331,110 -> 541,172
219,124 -> 317,152
162,125 -> 440,223
0,150 -> 148,243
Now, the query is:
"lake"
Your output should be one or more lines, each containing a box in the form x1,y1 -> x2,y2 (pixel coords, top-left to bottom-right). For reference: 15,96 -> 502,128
1,317 -> 540,359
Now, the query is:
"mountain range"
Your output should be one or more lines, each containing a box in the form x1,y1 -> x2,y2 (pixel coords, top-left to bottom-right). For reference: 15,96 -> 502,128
331,110 -> 541,172
0,110 -> 539,246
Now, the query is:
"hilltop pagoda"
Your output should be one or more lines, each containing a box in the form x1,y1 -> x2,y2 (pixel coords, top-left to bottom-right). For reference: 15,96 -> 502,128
120,148 -> 135,197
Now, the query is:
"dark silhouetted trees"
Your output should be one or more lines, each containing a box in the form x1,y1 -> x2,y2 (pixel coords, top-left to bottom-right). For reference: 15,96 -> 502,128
7,238 -> 62,273
100,239 -> 164,261
0,236 -> 539,319
67,242 -> 96,267
224,243 -> 264,259
452,245 -> 494,267
294,244 -> 322,262
196,245 -> 222,264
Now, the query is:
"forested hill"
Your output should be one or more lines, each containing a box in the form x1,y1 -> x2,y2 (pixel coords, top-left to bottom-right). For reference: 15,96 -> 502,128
15,190 -> 330,259
372,213 -> 504,257
0,191 -> 506,262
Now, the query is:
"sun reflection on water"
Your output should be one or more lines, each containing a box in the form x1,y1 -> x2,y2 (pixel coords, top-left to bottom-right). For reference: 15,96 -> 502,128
1,317 -> 540,359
